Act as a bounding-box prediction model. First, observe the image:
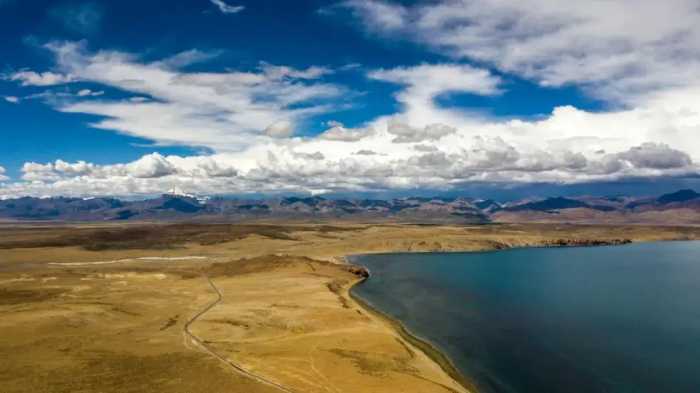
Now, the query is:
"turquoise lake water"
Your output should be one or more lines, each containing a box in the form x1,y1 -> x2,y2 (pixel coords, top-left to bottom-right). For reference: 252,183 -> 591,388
350,241 -> 700,393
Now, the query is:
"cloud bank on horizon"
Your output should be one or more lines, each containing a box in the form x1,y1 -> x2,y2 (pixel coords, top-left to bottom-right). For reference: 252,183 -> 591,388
2,0 -> 700,198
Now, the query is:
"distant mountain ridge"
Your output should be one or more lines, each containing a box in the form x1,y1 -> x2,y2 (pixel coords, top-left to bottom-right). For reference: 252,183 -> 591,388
656,189 -> 700,204
1,189 -> 700,225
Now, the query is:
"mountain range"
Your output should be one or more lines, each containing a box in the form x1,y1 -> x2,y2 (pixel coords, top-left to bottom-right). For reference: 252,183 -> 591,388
1,189 -> 699,225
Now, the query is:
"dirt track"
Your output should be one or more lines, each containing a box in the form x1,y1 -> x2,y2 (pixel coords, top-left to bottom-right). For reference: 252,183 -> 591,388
183,274 -> 296,393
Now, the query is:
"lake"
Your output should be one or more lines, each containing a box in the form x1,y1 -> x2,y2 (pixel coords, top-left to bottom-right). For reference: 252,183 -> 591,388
350,241 -> 700,393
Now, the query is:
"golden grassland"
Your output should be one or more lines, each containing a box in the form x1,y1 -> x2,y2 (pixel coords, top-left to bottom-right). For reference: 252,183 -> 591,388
2,222 -> 700,393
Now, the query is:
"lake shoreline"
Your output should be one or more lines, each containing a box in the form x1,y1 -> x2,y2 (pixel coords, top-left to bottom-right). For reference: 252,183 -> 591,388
342,237 -> 693,393
344,239 -> 700,393
347,271 -> 477,393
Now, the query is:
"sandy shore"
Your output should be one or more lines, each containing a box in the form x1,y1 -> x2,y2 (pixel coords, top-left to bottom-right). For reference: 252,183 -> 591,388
347,272 -> 476,392
3,222 -> 700,392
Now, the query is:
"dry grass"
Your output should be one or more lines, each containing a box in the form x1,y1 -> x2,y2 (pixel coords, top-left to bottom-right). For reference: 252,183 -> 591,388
0,263 -> 281,393
2,222 -> 700,393
0,224 -> 302,250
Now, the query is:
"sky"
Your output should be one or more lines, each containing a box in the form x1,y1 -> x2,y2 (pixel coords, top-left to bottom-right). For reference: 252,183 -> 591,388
1,0 -> 700,199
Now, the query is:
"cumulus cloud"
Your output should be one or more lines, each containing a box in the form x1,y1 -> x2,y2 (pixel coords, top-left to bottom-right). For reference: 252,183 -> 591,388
21,162 -> 61,182
16,153 -> 240,191
319,124 -> 370,142
413,144 -> 439,153
615,143 -> 692,169
0,166 -> 7,181
3,96 -> 19,103
188,157 -> 238,178
6,122 -> 697,198
210,0 -> 244,14
387,121 -> 456,143
126,153 -> 177,178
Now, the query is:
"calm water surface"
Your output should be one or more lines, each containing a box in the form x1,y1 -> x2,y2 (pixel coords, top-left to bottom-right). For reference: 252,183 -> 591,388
350,241 -> 700,393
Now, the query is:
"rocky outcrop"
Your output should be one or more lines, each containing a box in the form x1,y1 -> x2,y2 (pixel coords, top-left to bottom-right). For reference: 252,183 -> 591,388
346,265 -> 370,279
540,238 -> 632,247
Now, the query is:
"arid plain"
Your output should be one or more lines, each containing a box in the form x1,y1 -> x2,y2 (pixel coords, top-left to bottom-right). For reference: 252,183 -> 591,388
2,222 -> 700,393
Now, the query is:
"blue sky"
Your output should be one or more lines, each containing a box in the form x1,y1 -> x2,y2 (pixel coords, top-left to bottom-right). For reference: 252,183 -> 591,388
1,0 -> 699,198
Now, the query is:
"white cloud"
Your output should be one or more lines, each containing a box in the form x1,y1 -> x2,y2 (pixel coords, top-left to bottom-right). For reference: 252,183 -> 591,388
77,89 -> 104,97
343,0 -> 700,104
387,121 -> 456,143
2,130 -> 697,198
125,153 -> 177,178
17,153 -> 239,187
341,0 -> 406,31
260,63 -> 333,80
0,166 -> 7,181
210,0 -> 244,14
369,64 -> 500,126
4,39 -> 700,197
156,49 -> 222,69
3,96 -> 19,103
4,63 -> 700,197
615,143 -> 692,170
20,41 -> 346,151
21,162 -> 61,182
264,120 -> 294,138
51,159 -> 96,176
6,70 -> 74,86
413,144 -> 438,153
319,124 -> 370,142
370,63 -> 500,102
354,149 -> 379,155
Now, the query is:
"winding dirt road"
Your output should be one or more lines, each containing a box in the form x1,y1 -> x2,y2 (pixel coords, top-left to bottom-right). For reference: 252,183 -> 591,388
183,274 -> 296,393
